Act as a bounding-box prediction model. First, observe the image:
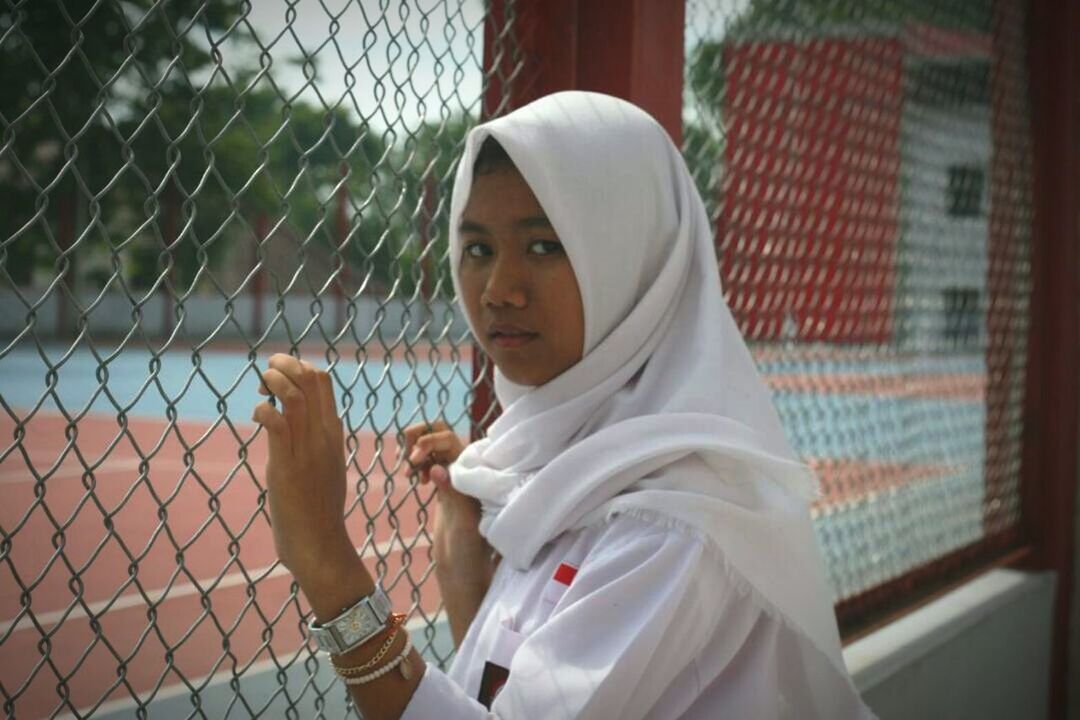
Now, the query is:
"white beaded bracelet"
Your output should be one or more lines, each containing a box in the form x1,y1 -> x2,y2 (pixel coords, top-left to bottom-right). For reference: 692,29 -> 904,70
342,632 -> 414,685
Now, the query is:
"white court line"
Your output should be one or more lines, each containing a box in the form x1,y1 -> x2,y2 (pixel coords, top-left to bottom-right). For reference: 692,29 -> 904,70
54,611 -> 448,720
0,457 -> 248,485
0,535 -> 430,636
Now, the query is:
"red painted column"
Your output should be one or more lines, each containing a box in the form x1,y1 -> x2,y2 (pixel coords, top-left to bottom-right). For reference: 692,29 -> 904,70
473,0 -> 685,437
335,161 -> 350,334
575,0 -> 685,143
1018,0 -> 1079,717
484,0 -> 684,139
161,181 -> 178,338
251,213 -> 268,338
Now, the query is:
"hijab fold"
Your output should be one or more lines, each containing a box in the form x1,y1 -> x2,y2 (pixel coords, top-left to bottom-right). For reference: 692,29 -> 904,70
447,92 -> 854,685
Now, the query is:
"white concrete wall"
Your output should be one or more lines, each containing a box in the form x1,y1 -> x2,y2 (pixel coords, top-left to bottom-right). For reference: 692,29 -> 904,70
896,103 -> 991,352
845,569 -> 1055,720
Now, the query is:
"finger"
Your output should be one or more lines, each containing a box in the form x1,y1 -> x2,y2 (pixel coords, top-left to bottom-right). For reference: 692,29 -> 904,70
298,359 -> 326,423
259,367 -> 307,446
402,423 -> 432,455
402,420 -> 450,452
429,464 -> 451,491
408,430 -> 459,465
267,352 -> 305,383
307,361 -> 344,449
269,354 -> 320,420
255,369 -> 275,402
252,400 -> 292,457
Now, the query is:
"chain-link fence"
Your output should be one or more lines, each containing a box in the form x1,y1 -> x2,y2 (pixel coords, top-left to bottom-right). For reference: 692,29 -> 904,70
0,0 -> 1036,717
682,0 -> 1031,626
0,1 -> 518,717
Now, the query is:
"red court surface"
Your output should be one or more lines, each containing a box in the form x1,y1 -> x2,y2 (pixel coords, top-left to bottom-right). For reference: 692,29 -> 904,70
1,411 -> 442,718
0,366 -> 985,718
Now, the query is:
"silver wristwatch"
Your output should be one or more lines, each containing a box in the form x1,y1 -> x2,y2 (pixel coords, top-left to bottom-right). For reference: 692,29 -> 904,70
308,585 -> 393,654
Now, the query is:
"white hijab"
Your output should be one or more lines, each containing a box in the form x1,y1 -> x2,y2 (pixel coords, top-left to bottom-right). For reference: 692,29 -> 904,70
448,92 -> 854,688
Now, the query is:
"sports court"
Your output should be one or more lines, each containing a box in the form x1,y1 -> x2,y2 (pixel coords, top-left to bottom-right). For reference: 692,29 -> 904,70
0,341 -> 986,717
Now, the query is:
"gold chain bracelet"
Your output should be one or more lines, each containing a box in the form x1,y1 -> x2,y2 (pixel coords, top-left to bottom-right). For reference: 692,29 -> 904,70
331,612 -> 406,678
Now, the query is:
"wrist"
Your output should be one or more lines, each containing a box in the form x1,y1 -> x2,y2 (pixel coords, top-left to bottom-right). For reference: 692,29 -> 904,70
296,542 -> 376,622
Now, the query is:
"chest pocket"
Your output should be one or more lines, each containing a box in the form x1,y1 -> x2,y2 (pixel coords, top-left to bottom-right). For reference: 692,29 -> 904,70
477,618 -> 526,709
477,553 -> 586,708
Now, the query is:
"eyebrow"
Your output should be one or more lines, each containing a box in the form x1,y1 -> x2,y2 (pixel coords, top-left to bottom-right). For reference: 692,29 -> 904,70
459,215 -> 554,234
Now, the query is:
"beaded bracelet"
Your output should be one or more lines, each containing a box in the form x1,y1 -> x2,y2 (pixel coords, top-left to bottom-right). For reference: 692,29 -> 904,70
342,632 -> 413,685
331,613 -> 406,678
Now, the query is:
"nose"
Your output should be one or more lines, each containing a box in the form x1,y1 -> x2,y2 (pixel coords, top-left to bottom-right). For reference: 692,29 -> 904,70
482,253 -> 528,309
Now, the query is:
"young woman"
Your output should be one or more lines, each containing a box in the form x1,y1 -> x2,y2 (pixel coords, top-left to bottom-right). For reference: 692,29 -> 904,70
253,91 -> 875,719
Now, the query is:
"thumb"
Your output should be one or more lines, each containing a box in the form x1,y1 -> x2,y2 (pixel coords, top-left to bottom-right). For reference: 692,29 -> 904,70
430,464 -> 452,492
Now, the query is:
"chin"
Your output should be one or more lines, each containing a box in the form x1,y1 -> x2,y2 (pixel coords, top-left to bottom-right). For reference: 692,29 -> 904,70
499,367 -> 546,387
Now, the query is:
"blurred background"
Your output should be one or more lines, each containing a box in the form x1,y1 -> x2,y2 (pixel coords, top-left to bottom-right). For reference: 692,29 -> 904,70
0,0 -> 1075,718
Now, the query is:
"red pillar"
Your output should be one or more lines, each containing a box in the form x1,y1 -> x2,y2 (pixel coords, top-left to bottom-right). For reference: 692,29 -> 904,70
483,0 -> 683,141
252,213 -> 268,338
55,188 -> 75,337
1018,0 -> 1079,717
161,181 -> 179,338
335,162 -> 351,333
473,0 -> 685,437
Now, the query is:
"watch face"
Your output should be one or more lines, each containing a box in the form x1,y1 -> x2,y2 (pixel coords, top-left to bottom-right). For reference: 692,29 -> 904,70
341,604 -> 374,645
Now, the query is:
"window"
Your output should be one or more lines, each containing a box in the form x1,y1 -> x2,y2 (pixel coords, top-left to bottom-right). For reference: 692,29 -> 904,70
947,165 -> 985,217
943,287 -> 981,345
909,60 -> 991,107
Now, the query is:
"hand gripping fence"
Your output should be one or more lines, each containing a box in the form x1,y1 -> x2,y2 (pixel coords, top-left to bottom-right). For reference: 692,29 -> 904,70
0,0 -> 1033,717
0,1 -> 519,717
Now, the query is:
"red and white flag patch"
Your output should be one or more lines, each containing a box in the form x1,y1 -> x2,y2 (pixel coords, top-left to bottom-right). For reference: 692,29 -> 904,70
542,562 -> 579,605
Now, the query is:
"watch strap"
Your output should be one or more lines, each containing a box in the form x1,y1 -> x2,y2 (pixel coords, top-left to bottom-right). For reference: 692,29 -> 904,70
309,585 -> 393,654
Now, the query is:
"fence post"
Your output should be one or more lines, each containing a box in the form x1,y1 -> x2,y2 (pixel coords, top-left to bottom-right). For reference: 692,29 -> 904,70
474,0 -> 685,436
1019,0 -> 1079,717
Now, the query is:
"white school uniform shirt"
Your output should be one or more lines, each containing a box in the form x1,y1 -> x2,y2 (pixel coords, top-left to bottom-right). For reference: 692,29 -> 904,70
402,513 -> 875,719
421,91 -> 876,718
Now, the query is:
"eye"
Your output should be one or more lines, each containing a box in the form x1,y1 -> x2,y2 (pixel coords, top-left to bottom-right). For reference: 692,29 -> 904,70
529,240 -> 564,256
463,241 -> 492,258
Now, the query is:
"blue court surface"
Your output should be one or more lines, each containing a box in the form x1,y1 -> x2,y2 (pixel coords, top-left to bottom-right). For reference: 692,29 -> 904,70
0,344 -> 474,435
1,344 -> 985,464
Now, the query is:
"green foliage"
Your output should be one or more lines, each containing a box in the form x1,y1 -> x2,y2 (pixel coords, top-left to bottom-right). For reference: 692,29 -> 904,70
0,0 -> 239,297
725,0 -> 992,35
0,0 -> 475,307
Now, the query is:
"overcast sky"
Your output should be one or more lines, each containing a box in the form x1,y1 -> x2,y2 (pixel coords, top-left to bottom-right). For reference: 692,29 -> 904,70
216,0 -> 486,129
204,0 -> 747,130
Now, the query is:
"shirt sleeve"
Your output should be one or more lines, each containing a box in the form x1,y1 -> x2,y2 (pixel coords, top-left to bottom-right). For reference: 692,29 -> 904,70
401,516 -> 738,720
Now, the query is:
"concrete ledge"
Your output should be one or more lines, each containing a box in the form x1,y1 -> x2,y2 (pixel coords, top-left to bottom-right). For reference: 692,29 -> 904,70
843,569 -> 1057,720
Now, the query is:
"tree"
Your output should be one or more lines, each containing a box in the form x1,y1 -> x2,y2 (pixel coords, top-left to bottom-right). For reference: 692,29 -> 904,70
0,0 -> 237,330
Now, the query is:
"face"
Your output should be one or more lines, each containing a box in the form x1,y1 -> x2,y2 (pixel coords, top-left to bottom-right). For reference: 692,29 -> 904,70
458,166 -> 585,386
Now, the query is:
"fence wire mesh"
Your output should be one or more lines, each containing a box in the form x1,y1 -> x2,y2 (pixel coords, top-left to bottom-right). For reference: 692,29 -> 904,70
0,0 -> 1037,717
0,1 -> 517,717
683,0 -> 1031,616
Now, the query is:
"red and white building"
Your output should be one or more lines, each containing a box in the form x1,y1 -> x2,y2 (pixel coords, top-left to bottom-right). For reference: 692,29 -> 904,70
718,24 -> 993,350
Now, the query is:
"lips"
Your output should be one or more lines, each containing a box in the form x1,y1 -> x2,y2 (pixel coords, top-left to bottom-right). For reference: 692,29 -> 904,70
488,323 -> 538,348
488,322 -> 534,336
